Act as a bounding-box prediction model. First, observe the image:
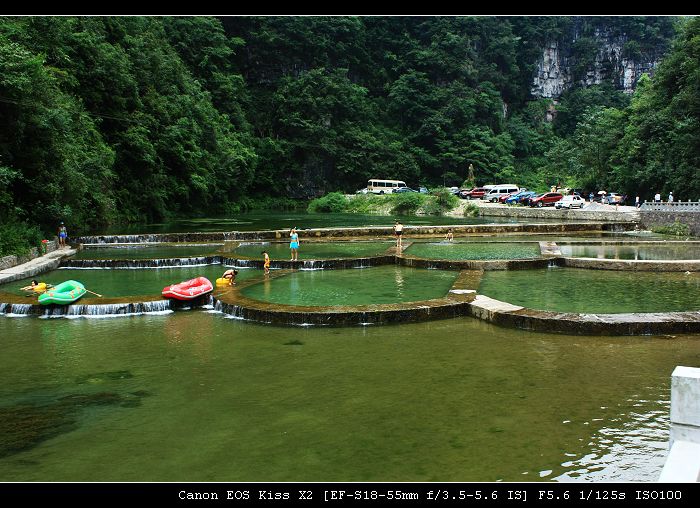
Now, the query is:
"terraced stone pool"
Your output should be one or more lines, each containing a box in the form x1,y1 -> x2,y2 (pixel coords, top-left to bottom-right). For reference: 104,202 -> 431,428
73,243 -> 224,260
241,266 -> 458,306
478,267 -> 700,314
232,241 -> 393,260
1,266 -> 261,298
404,241 -> 542,260
559,243 -> 700,260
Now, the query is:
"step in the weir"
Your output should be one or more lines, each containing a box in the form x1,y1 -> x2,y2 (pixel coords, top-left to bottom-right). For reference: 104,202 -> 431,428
539,241 -> 562,256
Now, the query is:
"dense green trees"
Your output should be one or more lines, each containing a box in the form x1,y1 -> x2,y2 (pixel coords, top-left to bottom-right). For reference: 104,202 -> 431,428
0,15 -> 693,256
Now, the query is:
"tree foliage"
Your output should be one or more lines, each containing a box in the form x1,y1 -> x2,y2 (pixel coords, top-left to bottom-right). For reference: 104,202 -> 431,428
0,14 -> 689,251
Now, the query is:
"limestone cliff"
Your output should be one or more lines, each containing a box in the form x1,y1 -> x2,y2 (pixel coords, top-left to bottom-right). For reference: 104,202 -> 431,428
531,23 -> 668,98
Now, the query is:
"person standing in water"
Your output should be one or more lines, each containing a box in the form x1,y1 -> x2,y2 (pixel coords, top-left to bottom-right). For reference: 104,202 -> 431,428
445,228 -> 454,242
262,251 -> 270,275
290,228 -> 300,261
394,220 -> 404,250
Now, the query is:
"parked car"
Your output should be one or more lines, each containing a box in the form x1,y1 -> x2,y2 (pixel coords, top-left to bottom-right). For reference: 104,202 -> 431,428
448,186 -> 460,195
356,188 -> 370,194
605,193 -> 626,205
419,187 -> 429,194
505,190 -> 536,205
484,184 -> 520,202
529,192 -> 563,207
394,187 -> 418,193
555,194 -> 586,209
459,187 -> 488,200
498,192 -> 515,203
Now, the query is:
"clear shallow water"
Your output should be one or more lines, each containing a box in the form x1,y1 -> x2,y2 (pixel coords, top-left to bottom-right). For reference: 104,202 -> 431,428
74,244 -> 224,260
478,268 -> 700,314
1,313 -> 696,482
96,212 -> 546,235
560,243 -> 700,260
242,266 -> 458,306
233,241 -> 393,260
404,241 -> 541,260
1,266 -> 261,298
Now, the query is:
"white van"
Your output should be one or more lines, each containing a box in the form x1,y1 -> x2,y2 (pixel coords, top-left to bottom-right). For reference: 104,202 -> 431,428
484,184 -> 520,202
367,179 -> 407,194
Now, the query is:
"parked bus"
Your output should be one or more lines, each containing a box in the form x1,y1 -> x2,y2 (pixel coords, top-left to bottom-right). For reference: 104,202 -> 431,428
367,179 -> 407,194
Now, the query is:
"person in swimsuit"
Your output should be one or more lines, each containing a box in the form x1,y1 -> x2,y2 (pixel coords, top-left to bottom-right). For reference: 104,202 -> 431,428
394,220 -> 404,249
290,228 -> 300,261
58,222 -> 68,248
222,269 -> 238,286
262,251 -> 270,275
445,228 -> 453,242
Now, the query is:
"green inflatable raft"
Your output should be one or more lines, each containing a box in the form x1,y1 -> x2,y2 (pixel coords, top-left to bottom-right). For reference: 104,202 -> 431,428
38,280 -> 86,305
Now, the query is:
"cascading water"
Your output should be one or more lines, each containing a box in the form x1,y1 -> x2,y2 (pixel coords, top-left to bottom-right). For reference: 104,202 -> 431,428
61,257 -> 222,269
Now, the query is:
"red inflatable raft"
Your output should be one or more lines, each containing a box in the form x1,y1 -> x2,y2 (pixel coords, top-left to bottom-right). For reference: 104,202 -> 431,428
162,277 -> 213,301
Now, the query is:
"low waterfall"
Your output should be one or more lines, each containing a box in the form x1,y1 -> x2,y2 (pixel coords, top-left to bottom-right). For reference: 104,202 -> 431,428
61,257 -> 221,269
0,303 -> 34,316
214,299 -> 246,320
45,300 -> 174,318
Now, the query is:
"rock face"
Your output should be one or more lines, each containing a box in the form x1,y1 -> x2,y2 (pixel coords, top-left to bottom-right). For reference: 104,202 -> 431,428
532,27 -> 663,98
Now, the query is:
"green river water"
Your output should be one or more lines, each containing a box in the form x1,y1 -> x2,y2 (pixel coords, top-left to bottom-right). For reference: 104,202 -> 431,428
241,266 -> 458,306
1,313 -> 697,482
479,268 -> 700,314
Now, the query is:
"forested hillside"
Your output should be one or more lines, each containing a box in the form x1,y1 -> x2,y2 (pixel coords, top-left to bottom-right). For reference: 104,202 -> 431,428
1,15 -> 695,255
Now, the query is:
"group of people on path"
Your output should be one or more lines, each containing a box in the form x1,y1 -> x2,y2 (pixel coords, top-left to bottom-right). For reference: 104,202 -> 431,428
653,192 -> 674,203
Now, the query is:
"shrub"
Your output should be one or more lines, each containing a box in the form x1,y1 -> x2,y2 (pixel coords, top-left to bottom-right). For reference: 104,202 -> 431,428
391,193 -> 425,214
463,202 -> 480,217
307,192 -> 349,213
651,220 -> 692,237
0,221 -> 44,257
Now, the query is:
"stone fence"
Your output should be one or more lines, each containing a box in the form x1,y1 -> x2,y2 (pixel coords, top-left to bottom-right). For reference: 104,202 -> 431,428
640,201 -> 700,212
0,239 -> 58,271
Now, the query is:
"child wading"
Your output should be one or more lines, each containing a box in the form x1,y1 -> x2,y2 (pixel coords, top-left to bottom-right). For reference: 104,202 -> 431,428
290,228 -> 300,261
262,251 -> 270,275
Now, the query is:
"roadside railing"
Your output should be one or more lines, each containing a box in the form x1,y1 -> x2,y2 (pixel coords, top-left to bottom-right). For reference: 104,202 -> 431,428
640,201 -> 700,212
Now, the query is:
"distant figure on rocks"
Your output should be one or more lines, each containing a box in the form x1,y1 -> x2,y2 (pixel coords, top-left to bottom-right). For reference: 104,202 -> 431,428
394,220 -> 404,250
290,228 -> 300,261
58,222 -> 68,248
654,192 -> 661,203
589,192 -> 594,203
635,196 -> 640,208
668,191 -> 674,203
262,251 -> 270,275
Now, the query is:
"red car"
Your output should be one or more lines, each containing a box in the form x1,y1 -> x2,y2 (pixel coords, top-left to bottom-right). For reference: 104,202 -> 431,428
529,192 -> 563,207
498,192 -> 514,203
459,187 -> 488,200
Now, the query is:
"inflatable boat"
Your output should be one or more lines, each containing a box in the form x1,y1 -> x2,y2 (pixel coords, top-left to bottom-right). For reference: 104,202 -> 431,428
162,277 -> 213,301
38,280 -> 86,305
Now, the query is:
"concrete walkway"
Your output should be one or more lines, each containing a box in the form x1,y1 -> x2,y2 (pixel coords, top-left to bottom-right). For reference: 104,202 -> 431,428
0,248 -> 76,285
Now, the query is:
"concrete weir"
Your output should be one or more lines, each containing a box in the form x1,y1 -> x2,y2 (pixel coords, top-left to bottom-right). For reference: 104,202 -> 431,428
209,269 -> 479,326
0,294 -> 211,318
467,295 -> 700,336
74,221 -> 635,244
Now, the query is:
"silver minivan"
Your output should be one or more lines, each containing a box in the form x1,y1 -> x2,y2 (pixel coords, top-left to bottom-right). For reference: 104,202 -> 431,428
484,184 -> 520,202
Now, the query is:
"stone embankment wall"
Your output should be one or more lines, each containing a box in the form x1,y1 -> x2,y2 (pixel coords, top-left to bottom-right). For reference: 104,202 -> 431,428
0,239 -> 58,271
477,207 -> 638,223
639,211 -> 700,236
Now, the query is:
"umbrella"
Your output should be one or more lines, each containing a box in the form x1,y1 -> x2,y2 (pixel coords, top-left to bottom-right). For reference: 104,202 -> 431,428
597,190 -> 607,195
